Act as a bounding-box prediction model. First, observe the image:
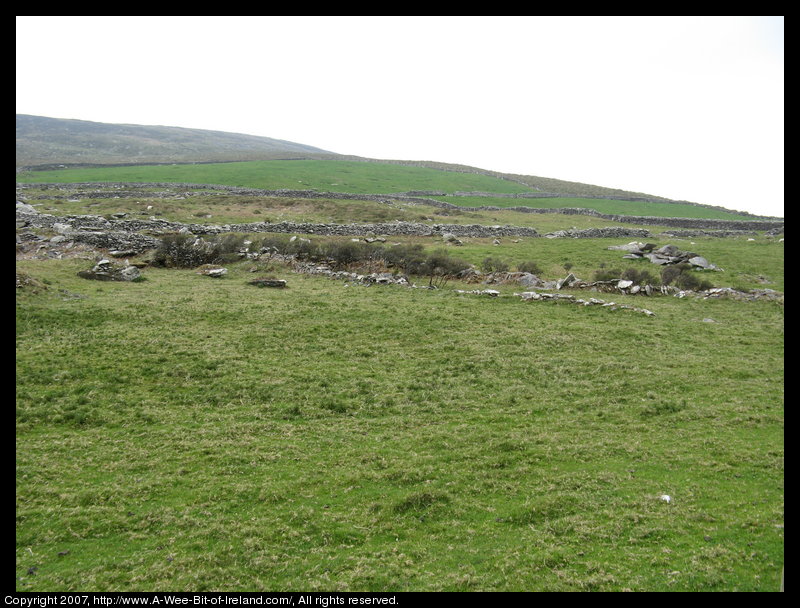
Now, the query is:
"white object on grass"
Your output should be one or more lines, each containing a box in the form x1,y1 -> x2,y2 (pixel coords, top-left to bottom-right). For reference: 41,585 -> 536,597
660,494 -> 672,504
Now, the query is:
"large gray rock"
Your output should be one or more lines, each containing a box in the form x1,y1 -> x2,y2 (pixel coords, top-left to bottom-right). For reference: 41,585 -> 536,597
655,244 -> 681,257
248,278 -> 287,288
197,266 -> 228,278
517,273 -> 544,288
688,256 -> 716,270
607,241 -> 645,252
77,259 -> 141,282
16,201 -> 38,214
556,273 -> 577,290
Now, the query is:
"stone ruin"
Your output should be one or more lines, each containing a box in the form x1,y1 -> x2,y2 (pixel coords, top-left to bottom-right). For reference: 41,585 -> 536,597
608,241 -> 721,270
77,258 -> 141,282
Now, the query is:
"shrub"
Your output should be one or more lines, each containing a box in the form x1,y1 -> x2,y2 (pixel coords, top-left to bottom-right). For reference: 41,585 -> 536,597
285,237 -> 319,260
482,257 -> 509,273
660,265 -> 680,286
593,267 -> 622,282
256,235 -> 292,259
382,244 -> 428,274
674,272 -> 714,292
424,250 -> 470,278
661,264 -> 714,291
152,234 -> 220,268
517,260 -> 543,275
323,240 -> 382,269
621,267 -> 657,285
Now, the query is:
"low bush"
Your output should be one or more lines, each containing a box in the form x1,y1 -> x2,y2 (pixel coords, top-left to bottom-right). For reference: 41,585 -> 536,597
382,244 -> 428,274
517,260 -> 543,275
152,234 -> 220,268
424,249 -> 471,278
482,257 -> 510,273
621,267 -> 657,286
323,240 -> 379,269
661,264 -> 714,291
593,267 -> 622,282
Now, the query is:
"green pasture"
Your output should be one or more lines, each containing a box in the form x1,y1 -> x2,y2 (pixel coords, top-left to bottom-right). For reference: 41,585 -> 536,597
433,196 -> 757,220
15,158 -> 784,591
15,160 -> 533,196
16,243 -> 784,591
15,159 -> 765,220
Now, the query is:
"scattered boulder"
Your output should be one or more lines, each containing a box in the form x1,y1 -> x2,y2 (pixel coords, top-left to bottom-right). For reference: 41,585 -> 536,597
556,273 -> 577,290
609,242 -> 722,270
455,289 -> 501,297
442,233 -> 463,246
248,277 -> 287,288
16,201 -> 38,214
687,256 -> 714,269
607,241 -> 646,252
77,259 -> 141,282
516,273 -> 545,288
196,265 -> 227,278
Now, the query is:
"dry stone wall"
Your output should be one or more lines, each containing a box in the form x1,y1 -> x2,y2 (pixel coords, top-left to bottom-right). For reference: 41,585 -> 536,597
18,182 -> 784,231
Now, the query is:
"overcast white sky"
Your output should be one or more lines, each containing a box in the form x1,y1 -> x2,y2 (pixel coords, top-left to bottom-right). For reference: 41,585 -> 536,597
17,16 -> 784,217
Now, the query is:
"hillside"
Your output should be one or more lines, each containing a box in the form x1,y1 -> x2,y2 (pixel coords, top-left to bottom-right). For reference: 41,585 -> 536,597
15,114 -> 781,219
13,115 -> 679,201
15,119 -> 784,593
15,114 -> 341,168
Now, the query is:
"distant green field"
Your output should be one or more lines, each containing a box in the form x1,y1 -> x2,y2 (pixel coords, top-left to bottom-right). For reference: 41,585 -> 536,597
436,196 -> 757,220
16,159 -> 764,220
15,160 -> 535,196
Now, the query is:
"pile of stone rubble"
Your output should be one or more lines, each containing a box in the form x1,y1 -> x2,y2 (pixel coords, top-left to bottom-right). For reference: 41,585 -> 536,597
608,241 -> 721,270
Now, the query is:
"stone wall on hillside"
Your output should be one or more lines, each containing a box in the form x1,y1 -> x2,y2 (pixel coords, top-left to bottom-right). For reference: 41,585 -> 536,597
17,182 -> 784,231
17,207 -> 668,245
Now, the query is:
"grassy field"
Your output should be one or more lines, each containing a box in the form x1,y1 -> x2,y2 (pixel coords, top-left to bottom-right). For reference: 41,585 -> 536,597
16,236 -> 784,591
432,196 -> 757,220
12,185 -> 676,233
15,160 -> 534,196
15,159 -> 783,591
15,159 -> 764,220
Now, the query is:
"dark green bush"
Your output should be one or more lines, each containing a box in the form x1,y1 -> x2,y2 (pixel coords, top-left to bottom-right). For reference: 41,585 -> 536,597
382,244 -> 428,274
424,250 -> 470,277
285,237 -> 319,260
517,260 -> 543,275
661,264 -> 714,291
593,267 -> 622,282
323,240 -> 384,268
660,264 -> 686,286
152,234 -> 220,268
482,257 -> 510,273
621,267 -> 657,285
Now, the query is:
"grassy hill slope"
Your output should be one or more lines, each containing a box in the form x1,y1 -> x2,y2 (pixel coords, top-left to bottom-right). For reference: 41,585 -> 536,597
15,122 -> 784,591
15,114 -> 340,167
16,160 -> 763,221
12,115 -> 700,207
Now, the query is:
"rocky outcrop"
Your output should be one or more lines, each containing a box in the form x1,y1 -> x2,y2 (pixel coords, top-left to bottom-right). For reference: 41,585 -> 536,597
608,242 -> 722,270
77,259 -> 141,282
248,277 -> 287,288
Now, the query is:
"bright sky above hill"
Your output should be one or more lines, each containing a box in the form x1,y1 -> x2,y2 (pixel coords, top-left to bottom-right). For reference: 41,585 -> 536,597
16,16 -> 784,217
